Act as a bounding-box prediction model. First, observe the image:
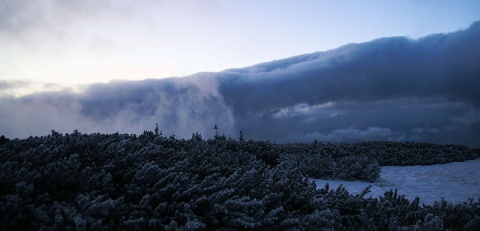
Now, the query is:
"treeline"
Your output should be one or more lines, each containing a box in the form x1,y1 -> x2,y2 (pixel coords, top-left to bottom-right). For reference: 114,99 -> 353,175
242,139 -> 479,166
0,130 -> 479,230
243,140 -> 479,181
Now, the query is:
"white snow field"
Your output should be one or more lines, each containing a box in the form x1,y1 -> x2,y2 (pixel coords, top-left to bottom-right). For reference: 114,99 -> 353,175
313,158 -> 480,205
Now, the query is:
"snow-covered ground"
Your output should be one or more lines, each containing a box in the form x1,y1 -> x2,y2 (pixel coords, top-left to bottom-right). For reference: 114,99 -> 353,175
313,158 -> 480,205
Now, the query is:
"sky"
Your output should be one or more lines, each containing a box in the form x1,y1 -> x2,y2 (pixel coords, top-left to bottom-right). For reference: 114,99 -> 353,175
1,1 -> 480,147
1,0 -> 479,94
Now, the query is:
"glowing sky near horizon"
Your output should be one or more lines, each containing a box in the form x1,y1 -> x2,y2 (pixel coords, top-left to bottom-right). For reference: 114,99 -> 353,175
1,0 -> 479,92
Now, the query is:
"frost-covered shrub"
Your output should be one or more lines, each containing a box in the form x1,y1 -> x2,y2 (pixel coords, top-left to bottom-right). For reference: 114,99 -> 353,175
464,215 -> 480,231
302,154 -> 335,179
281,151 -> 381,182
300,209 -> 342,230
279,152 -> 335,179
132,161 -> 162,185
0,130 -> 479,230
422,213 -> 444,230
333,156 -> 381,182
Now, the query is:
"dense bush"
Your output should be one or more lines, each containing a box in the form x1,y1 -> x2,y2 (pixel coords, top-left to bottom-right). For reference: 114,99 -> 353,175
0,130 -> 479,230
333,156 -> 380,182
231,140 -> 479,172
279,152 -> 380,182
340,141 -> 479,166
250,140 -> 477,182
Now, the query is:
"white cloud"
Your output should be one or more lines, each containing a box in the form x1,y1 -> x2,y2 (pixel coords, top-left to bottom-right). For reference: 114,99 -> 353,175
272,102 -> 337,119
0,75 -> 235,139
305,127 -> 404,143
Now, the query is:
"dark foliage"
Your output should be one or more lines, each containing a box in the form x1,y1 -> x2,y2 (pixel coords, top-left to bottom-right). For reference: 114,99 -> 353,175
0,131 -> 479,230
235,139 -> 478,182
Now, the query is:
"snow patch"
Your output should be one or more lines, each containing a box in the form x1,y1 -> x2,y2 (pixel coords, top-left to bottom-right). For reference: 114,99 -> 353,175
313,158 -> 480,205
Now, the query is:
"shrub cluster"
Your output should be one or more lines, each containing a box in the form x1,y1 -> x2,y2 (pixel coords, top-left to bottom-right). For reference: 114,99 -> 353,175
239,140 -> 477,182
280,141 -> 476,165
279,152 -> 380,182
0,131 -> 479,230
345,141 -> 480,165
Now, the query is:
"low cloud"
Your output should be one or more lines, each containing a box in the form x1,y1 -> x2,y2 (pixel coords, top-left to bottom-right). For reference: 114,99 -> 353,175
1,21 -> 479,147
218,21 -> 480,146
0,75 -> 235,139
220,22 -> 480,113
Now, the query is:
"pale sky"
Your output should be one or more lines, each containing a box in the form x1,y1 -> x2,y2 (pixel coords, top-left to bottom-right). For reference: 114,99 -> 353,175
1,0 -> 479,94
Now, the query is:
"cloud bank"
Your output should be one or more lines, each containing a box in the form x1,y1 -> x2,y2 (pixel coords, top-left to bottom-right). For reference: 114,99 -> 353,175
0,76 -> 235,139
1,21 -> 479,147
217,21 -> 480,147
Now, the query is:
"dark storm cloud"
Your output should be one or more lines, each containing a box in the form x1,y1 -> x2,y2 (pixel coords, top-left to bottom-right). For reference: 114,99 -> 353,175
229,96 -> 479,146
220,21 -> 480,113
1,21 -> 479,146
218,21 -> 480,146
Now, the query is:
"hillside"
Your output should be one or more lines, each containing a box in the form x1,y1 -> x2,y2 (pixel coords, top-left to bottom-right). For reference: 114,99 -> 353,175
1,131 -> 479,230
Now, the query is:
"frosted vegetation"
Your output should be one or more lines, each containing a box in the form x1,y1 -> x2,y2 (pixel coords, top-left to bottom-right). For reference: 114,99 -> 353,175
314,158 -> 480,205
0,130 -> 479,230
